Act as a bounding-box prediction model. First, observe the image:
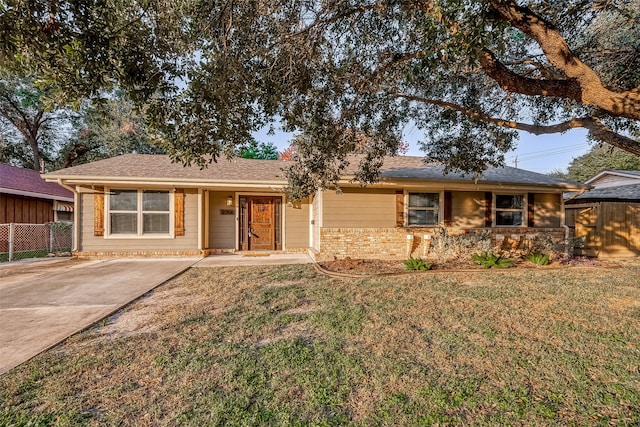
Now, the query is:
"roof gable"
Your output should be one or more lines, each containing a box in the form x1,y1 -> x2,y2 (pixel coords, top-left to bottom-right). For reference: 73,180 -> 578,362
584,170 -> 640,187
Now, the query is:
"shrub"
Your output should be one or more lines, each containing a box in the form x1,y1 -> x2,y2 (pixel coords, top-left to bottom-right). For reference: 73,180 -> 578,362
404,256 -> 432,271
527,252 -> 550,266
472,251 -> 514,269
429,228 -> 493,262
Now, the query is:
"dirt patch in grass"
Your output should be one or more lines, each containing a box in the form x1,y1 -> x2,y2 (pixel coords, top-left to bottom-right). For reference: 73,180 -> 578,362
320,255 -> 605,275
1,261 -> 639,426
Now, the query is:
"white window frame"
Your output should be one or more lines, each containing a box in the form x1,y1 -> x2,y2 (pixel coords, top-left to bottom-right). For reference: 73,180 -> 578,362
493,193 -> 527,227
405,191 -> 443,227
105,188 -> 175,238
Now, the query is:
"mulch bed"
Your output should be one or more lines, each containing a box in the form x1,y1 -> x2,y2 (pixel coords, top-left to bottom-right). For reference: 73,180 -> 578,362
319,256 -> 604,276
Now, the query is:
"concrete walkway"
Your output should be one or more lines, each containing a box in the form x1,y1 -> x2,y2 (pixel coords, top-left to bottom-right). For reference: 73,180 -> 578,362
193,253 -> 313,267
0,257 -> 200,375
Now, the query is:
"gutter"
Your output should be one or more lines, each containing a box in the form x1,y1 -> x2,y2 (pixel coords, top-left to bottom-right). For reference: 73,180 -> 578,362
56,179 -> 79,252
564,187 -> 590,203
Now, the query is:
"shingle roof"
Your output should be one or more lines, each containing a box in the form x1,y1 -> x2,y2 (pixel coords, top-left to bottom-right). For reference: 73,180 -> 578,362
0,163 -> 74,200
45,155 -> 287,182
44,154 -> 588,190
570,183 -> 640,202
375,156 -> 585,187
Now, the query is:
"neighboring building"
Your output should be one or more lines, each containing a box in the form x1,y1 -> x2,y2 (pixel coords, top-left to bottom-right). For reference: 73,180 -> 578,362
583,170 -> 640,189
43,154 -> 588,260
0,163 -> 74,224
565,170 -> 640,258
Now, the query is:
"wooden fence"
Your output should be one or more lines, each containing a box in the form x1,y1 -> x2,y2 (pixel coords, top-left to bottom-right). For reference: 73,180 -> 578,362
565,202 -> 640,257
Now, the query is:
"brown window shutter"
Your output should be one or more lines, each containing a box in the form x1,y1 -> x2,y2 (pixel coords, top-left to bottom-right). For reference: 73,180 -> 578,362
94,187 -> 105,236
395,190 -> 404,227
527,193 -> 535,227
174,189 -> 185,236
484,192 -> 492,227
443,191 -> 452,226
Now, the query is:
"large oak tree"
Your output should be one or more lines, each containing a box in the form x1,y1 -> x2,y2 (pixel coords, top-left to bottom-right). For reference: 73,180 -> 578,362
2,0 -> 638,195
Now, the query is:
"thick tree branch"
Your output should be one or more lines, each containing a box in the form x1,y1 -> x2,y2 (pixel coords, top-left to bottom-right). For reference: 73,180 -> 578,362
479,49 -> 582,100
393,92 -> 640,156
485,0 -> 640,120
62,142 -> 93,168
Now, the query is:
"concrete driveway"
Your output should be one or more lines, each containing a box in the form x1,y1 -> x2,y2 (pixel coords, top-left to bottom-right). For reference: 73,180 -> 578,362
0,257 -> 200,375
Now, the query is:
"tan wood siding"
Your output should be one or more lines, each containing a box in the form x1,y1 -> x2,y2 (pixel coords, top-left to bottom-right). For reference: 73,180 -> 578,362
208,192 -> 236,249
285,198 -> 310,249
590,175 -> 640,188
533,193 -> 561,228
79,187 -> 198,251
322,188 -> 396,228
0,193 -> 54,224
451,192 -> 485,228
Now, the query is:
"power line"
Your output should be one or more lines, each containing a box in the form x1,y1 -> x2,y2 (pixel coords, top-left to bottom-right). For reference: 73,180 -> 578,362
510,142 -> 589,158
518,145 -> 590,162
508,145 -> 590,166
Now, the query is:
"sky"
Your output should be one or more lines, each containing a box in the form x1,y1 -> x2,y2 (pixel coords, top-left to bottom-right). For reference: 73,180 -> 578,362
254,125 -> 592,175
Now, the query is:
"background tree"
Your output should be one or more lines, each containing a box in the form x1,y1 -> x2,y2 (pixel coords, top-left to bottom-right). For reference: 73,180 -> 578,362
237,139 -> 279,160
279,145 -> 297,161
0,74 -> 163,170
56,94 -> 164,169
0,74 -> 74,170
565,144 -> 640,182
2,0 -> 640,196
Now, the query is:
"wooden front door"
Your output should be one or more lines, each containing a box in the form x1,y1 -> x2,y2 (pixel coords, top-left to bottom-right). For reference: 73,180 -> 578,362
249,197 -> 274,250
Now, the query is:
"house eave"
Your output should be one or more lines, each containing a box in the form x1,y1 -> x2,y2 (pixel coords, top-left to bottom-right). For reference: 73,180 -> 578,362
44,176 -> 288,189
0,187 -> 75,202
336,177 -> 590,193
44,174 -> 588,193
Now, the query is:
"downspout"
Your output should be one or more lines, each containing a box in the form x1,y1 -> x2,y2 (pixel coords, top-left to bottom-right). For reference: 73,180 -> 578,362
57,179 -> 79,252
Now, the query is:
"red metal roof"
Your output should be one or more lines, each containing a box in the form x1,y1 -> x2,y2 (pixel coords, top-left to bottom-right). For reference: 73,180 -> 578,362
0,163 -> 74,200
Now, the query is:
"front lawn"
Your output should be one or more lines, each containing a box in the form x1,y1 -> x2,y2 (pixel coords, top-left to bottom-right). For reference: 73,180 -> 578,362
1,261 -> 639,425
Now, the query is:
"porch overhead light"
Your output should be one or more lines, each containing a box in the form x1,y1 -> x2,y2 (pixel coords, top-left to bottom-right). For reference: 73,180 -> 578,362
226,196 -> 233,206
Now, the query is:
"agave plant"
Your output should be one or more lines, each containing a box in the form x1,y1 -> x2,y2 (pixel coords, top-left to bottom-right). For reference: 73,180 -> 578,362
471,252 -> 514,269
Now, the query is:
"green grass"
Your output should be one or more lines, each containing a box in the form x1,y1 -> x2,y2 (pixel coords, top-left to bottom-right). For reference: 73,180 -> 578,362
0,249 -> 50,262
1,262 -> 639,425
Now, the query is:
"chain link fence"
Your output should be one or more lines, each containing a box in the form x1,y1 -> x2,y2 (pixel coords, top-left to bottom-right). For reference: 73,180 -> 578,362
0,223 -> 73,262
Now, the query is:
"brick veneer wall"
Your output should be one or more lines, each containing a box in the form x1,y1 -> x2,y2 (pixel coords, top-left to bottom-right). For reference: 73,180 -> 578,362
74,250 -> 206,259
316,227 -> 566,261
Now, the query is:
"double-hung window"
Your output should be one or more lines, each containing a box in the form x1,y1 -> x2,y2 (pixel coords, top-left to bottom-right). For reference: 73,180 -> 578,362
407,192 -> 440,226
109,189 -> 171,236
495,194 -> 524,226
